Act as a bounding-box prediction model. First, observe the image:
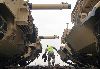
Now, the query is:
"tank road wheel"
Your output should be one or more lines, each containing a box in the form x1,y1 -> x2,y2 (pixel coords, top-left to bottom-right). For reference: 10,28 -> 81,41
95,23 -> 100,68
18,59 -> 27,66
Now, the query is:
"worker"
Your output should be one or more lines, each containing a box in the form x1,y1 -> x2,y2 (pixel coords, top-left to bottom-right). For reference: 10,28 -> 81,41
43,45 -> 57,66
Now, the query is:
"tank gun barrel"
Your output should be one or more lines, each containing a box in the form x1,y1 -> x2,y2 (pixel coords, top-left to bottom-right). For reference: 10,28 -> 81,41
38,35 -> 59,39
29,3 -> 71,10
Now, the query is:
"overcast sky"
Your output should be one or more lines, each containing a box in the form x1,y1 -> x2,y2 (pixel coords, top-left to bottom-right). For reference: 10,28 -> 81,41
29,0 -> 77,66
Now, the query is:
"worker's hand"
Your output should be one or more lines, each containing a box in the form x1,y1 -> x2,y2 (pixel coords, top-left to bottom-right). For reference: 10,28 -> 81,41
55,49 -> 57,51
44,52 -> 47,54
53,47 -> 57,51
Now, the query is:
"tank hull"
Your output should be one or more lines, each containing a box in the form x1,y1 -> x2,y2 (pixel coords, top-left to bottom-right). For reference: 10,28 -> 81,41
66,24 -> 97,53
67,6 -> 100,54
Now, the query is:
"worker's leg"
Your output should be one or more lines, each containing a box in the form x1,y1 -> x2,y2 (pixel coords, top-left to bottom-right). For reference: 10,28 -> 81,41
48,61 -> 51,66
52,52 -> 55,66
48,53 -> 51,66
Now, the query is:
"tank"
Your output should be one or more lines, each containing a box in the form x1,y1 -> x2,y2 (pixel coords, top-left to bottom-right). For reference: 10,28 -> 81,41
0,0 -> 41,66
60,0 -> 100,68
0,0 -> 71,67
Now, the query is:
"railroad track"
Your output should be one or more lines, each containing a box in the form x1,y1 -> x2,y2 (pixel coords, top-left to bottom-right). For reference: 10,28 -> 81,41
4,65 -> 98,69
3,65 -> 75,69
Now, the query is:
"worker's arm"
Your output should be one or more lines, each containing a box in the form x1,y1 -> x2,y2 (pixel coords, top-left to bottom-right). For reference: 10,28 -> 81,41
45,48 -> 48,53
53,47 -> 57,51
42,48 -> 47,59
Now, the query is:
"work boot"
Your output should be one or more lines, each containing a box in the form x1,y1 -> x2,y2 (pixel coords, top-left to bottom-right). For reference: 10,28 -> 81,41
52,58 -> 55,66
52,62 -> 54,66
48,61 -> 51,66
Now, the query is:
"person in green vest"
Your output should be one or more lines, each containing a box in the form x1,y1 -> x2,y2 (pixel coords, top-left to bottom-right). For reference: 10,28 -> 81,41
44,45 -> 57,66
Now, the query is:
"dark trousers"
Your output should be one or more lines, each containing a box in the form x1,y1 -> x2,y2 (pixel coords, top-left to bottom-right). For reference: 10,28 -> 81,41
48,52 -> 55,66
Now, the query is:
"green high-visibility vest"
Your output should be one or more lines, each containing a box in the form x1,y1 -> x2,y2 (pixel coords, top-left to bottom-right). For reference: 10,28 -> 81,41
47,46 -> 54,53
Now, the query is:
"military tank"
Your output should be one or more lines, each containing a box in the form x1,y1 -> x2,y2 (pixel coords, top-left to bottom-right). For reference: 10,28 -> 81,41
0,0 -> 70,67
0,0 -> 41,66
59,0 -> 100,68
